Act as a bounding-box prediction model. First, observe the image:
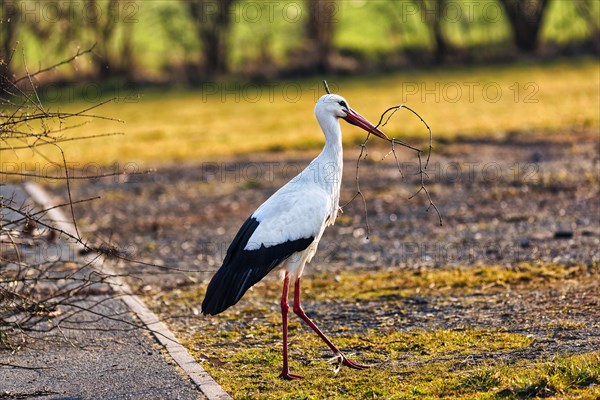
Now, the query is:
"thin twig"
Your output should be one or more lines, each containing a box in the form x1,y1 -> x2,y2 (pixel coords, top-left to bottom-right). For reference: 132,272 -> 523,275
0,166 -> 150,180
341,136 -> 372,238
0,362 -> 53,370
13,45 -> 97,85
408,152 -> 443,225
0,132 -> 124,151
20,47 -> 47,115
1,197 -> 100,229
344,103 -> 442,228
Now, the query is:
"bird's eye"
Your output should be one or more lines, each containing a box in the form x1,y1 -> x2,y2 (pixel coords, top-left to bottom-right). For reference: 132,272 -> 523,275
338,100 -> 348,109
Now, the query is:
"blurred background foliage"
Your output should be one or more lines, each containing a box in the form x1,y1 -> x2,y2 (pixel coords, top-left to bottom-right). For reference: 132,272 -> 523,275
1,0 -> 599,86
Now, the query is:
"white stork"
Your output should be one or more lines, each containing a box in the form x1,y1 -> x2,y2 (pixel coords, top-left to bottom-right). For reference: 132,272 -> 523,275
202,93 -> 389,379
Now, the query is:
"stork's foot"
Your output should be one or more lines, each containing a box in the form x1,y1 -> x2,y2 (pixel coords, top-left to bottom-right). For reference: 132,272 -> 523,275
279,370 -> 304,380
342,355 -> 369,370
329,352 -> 369,373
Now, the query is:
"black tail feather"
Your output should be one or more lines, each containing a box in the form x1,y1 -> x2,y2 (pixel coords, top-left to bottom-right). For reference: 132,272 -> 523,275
201,217 -> 314,315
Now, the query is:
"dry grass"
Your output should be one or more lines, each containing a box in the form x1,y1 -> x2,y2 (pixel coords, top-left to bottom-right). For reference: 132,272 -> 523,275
2,58 -> 598,169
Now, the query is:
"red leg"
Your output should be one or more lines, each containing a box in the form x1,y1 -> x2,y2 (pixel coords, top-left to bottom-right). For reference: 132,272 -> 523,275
279,272 -> 303,380
292,277 -> 369,370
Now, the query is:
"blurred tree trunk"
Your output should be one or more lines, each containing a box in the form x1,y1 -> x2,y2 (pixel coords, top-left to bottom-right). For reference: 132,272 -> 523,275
186,0 -> 236,78
413,0 -> 450,64
305,0 -> 336,72
121,21 -> 135,82
86,0 -> 119,78
498,0 -> 550,52
0,1 -> 19,90
574,0 -> 600,50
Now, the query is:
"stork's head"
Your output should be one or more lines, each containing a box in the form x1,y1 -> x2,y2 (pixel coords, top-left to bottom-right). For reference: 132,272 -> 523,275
315,94 -> 389,140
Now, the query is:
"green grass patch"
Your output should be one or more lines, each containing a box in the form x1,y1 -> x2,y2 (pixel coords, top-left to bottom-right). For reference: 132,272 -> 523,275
177,322 -> 598,399
496,353 -> 600,399
178,327 -> 598,399
3,59 -> 599,169
146,262 -> 598,398
152,262 -> 594,316
308,262 -> 592,301
183,329 -> 536,400
192,262 -> 592,305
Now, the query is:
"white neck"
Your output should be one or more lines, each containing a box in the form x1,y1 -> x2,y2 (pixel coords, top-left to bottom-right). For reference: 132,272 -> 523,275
309,112 -> 344,218
317,115 -> 343,167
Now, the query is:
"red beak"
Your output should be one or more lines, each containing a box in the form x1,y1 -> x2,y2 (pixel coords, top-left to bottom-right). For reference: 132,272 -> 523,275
342,108 -> 389,140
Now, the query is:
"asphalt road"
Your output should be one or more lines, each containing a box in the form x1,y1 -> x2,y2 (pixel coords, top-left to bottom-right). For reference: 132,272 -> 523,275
1,184 -> 206,400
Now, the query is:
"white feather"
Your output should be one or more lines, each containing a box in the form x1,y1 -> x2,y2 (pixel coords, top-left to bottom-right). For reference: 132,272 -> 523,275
245,181 -> 331,250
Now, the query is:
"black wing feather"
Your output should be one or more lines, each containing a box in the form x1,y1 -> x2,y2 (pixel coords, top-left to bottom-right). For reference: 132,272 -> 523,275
201,217 -> 314,315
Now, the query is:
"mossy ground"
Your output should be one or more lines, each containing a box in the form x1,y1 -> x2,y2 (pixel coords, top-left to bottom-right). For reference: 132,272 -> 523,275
146,263 -> 599,399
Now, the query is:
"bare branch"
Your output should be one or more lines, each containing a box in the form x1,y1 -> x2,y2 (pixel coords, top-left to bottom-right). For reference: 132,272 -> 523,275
341,137 -> 372,238
0,167 -> 148,180
0,45 -> 148,348
12,45 -> 97,85
343,102 -> 443,230
0,132 -> 124,151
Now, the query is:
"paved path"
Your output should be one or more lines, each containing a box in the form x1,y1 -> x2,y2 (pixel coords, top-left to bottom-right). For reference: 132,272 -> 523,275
0,184 -> 229,400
